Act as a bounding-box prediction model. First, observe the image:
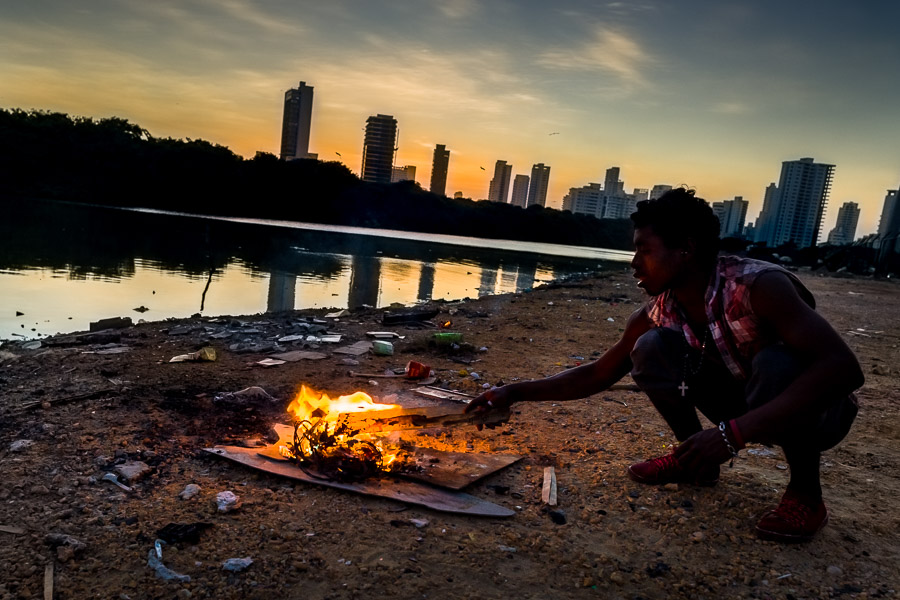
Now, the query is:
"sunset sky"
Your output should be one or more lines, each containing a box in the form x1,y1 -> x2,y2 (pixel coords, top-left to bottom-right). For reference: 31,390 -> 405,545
2,1 -> 899,238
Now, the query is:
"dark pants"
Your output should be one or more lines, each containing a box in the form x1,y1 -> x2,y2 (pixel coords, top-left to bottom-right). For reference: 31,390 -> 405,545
630,327 -> 857,452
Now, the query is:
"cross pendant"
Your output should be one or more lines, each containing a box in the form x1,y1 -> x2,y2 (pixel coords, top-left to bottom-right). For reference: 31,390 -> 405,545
678,380 -> 688,397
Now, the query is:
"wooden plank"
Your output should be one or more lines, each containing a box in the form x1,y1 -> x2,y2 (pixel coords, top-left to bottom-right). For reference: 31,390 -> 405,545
334,404 -> 509,434
43,563 -> 54,600
203,446 -> 514,517
413,387 -> 474,403
265,424 -> 520,490
542,467 -> 557,506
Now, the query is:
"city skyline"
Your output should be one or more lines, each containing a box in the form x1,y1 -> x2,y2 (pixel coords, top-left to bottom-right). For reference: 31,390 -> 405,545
2,1 -> 899,237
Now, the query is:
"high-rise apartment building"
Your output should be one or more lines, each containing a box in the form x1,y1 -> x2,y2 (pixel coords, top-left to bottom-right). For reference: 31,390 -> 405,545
604,167 -> 624,198
753,183 -> 780,244
429,144 -> 450,196
280,81 -> 315,160
510,174 -> 530,208
391,165 -> 416,183
562,183 -> 604,217
527,163 -> 551,207
488,160 -> 513,203
712,196 -> 749,238
877,190 -> 898,241
764,158 -> 834,248
633,188 -> 650,203
649,185 -> 672,200
826,201 -> 861,245
361,114 -> 398,184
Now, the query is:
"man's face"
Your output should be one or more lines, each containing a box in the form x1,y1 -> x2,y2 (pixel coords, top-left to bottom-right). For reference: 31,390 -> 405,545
631,226 -> 686,296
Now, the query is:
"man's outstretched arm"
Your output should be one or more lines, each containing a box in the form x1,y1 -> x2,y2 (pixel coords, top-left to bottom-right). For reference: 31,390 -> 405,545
465,306 -> 652,415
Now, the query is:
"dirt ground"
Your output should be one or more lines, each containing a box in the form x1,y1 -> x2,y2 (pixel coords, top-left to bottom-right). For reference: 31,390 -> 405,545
1,266 -> 898,600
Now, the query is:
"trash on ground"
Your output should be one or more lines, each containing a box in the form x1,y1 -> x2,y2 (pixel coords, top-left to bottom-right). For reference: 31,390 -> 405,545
169,347 -> 216,363
81,345 -> 131,355
0,525 -> 25,535
333,341 -> 373,356
179,484 -> 201,500
9,439 -> 34,452
22,341 -> 42,350
269,350 -> 328,362
222,557 -> 253,572
89,316 -> 133,331
216,491 -> 241,513
255,358 -> 286,367
366,331 -> 405,339
433,332 -> 463,345
148,540 -> 191,582
214,386 -> 276,407
405,360 -> 431,379
382,309 -> 439,325
325,309 -> 350,318
746,447 -> 779,458
372,340 -> 394,356
542,466 -> 558,506
101,472 -> 133,492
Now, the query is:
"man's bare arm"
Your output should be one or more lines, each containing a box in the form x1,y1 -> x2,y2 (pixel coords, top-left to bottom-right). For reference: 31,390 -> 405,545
466,306 -> 652,413
734,271 -> 864,442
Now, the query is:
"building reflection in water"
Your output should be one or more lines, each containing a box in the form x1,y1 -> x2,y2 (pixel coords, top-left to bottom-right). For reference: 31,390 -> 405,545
348,255 -> 382,309
267,270 -> 297,313
417,262 -> 435,302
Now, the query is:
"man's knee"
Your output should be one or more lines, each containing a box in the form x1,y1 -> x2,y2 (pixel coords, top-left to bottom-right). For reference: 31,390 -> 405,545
630,328 -> 683,389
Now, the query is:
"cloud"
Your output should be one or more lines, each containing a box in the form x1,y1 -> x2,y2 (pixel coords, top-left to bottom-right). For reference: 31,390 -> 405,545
536,27 -> 654,91
711,101 -> 752,115
437,0 -> 479,19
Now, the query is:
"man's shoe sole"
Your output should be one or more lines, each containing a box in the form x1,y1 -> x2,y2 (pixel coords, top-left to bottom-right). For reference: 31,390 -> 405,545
755,510 -> 829,543
626,465 -> 719,487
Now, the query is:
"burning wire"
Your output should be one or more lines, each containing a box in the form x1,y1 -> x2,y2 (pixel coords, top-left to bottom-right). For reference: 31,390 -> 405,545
285,417 -> 386,482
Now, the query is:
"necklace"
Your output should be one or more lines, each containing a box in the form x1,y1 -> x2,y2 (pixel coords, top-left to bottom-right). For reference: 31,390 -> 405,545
679,327 -> 709,398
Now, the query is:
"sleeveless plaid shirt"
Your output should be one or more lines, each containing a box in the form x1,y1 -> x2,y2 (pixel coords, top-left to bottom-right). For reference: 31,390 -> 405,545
646,256 -> 815,380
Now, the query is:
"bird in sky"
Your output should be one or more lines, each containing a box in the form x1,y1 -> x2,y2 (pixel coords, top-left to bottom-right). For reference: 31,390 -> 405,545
479,166 -> 485,170
335,152 -> 342,157
549,132 -> 560,136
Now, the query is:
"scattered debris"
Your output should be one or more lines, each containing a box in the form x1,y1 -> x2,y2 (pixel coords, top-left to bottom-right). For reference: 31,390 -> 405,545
222,557 -> 253,572
101,472 -> 133,492
43,563 -> 53,600
216,491 -> 241,513
433,332 -> 463,345
45,533 -> 86,562
548,509 -> 567,525
542,466 -> 558,506
133,306 -> 150,313
214,386 -> 276,407
89,316 -> 133,331
0,525 -> 25,535
169,347 -> 216,363
269,350 -> 328,361
255,358 -> 286,367
405,360 -> 431,379
22,340 -> 41,350
325,309 -> 350,318
333,341 -> 373,356
179,484 -> 201,500
382,309 -> 439,325
148,540 -> 191,582
9,439 -> 34,452
747,447 -> 779,458
115,461 -> 152,483
366,331 -> 404,339
372,340 -> 394,356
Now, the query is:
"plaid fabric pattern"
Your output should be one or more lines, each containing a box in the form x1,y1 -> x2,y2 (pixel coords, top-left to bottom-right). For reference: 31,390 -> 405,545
646,256 -> 813,380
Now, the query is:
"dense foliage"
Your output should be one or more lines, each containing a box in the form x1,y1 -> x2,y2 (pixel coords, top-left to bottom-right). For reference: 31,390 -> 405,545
0,109 -> 633,250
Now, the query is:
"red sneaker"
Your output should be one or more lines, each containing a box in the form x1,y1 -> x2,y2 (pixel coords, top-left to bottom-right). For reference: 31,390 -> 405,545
627,453 -> 719,486
755,489 -> 829,542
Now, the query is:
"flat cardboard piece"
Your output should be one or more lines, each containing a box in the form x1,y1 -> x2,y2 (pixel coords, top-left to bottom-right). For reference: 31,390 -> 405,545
203,445 -> 514,517
269,350 -> 328,361
333,341 -> 373,356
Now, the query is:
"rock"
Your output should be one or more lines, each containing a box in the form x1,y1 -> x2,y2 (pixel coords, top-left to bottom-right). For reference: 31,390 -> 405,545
690,531 -> 705,542
115,461 -> 152,483
609,571 -> 625,584
409,518 -> 429,528
216,491 -> 241,513
45,533 -> 86,562
498,545 -> 517,553
179,484 -> 201,500
176,589 -> 192,599
222,557 -> 253,572
827,565 -> 843,576
9,439 -> 34,452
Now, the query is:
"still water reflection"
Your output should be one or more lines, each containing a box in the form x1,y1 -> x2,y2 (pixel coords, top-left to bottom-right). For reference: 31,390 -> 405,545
0,200 -> 632,340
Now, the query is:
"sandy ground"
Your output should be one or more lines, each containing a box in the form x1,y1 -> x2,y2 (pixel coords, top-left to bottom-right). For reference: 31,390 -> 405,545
0,266 -> 898,600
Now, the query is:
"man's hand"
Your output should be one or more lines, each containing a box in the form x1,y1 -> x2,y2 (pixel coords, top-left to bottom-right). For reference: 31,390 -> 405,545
673,427 -> 734,473
464,387 -> 513,431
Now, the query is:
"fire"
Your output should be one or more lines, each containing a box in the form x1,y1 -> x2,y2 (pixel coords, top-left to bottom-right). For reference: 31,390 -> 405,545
282,385 -> 406,481
287,385 -> 400,423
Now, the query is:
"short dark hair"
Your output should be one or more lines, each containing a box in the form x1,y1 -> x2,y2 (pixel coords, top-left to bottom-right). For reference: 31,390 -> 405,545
630,187 -> 720,265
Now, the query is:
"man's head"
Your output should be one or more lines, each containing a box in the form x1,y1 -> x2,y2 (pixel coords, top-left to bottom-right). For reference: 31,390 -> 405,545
631,188 -> 720,266
629,188 -> 720,295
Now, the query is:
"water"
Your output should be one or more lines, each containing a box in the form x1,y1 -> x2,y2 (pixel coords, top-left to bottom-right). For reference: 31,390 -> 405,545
0,199 -> 633,340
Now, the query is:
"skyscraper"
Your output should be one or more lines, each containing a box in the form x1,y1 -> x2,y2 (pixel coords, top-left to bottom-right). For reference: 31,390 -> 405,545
649,184 -> 672,200
429,144 -> 450,196
391,165 -> 416,183
527,163 -> 550,207
604,167 -> 624,198
488,160 -> 512,203
280,81 -> 315,160
510,174 -> 530,208
712,196 -> 749,238
826,201 -> 861,245
361,114 -> 398,184
877,190 -> 898,241
766,158 -> 834,248
753,183 -> 780,244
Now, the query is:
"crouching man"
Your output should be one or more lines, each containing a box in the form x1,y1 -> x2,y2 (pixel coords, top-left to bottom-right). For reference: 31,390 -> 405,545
467,188 -> 862,542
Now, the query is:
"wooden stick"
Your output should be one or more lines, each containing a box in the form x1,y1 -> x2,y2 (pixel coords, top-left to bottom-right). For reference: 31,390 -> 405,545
542,467 -> 557,506
0,525 -> 25,535
44,563 -> 54,600
334,404 -> 509,434
18,388 -> 114,412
